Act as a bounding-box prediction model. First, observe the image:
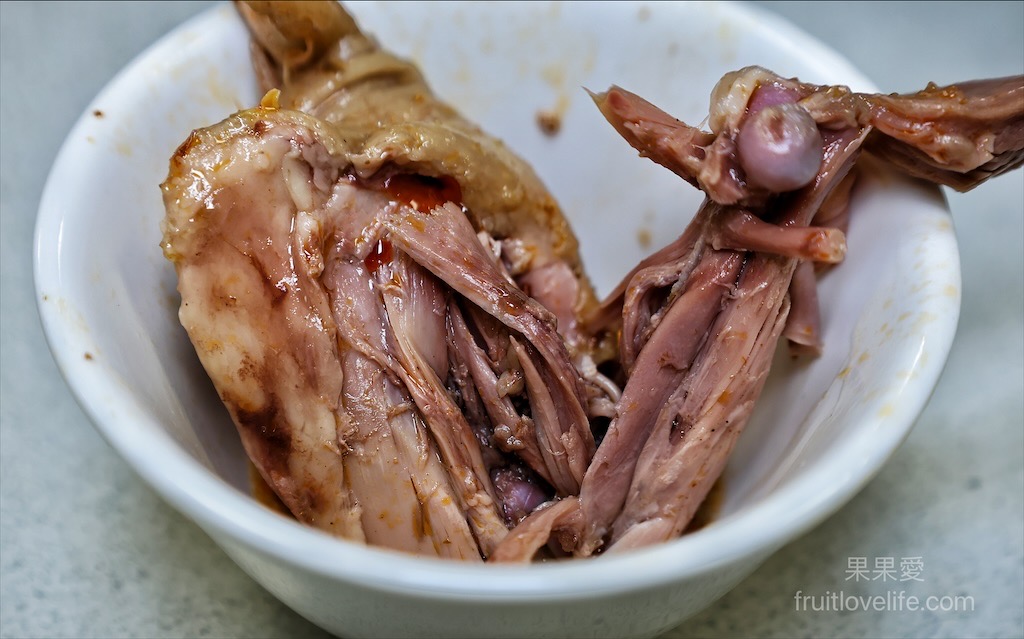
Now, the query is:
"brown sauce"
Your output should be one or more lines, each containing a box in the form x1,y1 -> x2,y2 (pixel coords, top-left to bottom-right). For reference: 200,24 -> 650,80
364,238 -> 394,274
536,109 -> 562,136
684,477 -> 726,533
248,462 -> 292,517
382,174 -> 463,213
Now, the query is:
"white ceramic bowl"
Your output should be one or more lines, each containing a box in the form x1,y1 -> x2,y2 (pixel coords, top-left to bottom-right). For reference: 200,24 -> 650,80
34,2 -> 960,638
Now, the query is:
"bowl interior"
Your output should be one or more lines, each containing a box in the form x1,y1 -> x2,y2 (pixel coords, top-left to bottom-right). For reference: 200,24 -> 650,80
35,1 -> 959,593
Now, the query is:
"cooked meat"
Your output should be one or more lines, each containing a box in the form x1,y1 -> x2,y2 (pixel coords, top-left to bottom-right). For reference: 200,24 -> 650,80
858,75 -> 1024,190
595,67 -> 1024,207
162,1 -> 614,559
235,0 -> 601,325
492,67 -> 1022,561
585,70 -> 1024,551
163,0 -> 1023,561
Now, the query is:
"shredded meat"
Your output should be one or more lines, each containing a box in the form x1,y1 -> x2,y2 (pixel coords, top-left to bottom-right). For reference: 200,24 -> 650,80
162,0 -> 612,559
162,2 -> 1023,561
492,67 -> 1022,561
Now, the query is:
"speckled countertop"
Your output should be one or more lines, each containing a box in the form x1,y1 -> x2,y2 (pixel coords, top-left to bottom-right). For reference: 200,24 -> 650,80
1,2 -> 1021,638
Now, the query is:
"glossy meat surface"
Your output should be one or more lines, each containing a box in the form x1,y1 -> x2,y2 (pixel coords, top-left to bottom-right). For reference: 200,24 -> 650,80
163,3 -> 1023,561
162,1 -> 611,558
492,66 -> 1021,560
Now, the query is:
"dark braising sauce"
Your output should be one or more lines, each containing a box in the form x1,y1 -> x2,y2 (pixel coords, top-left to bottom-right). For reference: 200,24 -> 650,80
382,174 -> 463,213
364,238 -> 394,274
249,462 -> 292,517
684,477 -> 726,533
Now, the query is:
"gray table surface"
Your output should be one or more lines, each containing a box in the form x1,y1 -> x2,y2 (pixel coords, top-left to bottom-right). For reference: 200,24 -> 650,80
2,2 -> 1021,638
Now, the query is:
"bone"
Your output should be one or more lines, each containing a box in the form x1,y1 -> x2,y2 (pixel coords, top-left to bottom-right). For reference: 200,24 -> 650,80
711,209 -> 847,263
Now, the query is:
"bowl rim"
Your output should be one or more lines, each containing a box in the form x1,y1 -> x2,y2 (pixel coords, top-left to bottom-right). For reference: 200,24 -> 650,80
33,0 -> 961,601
